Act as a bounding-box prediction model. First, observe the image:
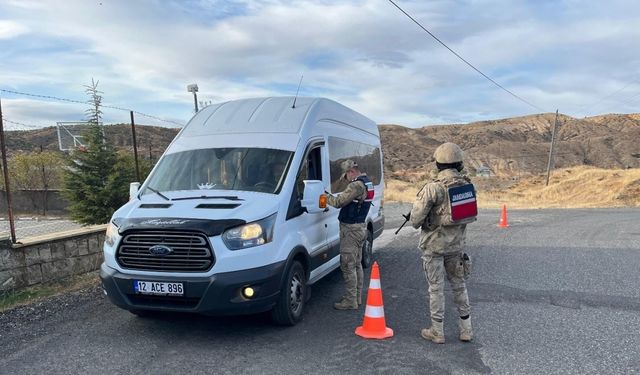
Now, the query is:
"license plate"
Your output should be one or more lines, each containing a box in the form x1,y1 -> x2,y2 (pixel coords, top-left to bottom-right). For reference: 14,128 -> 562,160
134,280 -> 184,296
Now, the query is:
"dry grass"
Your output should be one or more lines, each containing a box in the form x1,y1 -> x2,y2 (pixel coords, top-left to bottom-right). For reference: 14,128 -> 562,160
480,166 -> 640,208
0,272 -> 99,312
383,179 -> 421,203
384,166 -> 640,209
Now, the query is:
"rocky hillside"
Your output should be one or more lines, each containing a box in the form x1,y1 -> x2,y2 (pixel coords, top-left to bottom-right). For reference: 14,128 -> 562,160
380,113 -> 640,180
5,113 -> 640,179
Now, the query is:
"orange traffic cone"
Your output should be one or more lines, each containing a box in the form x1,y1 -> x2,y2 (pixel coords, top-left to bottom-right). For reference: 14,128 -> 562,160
355,262 -> 394,339
498,204 -> 509,228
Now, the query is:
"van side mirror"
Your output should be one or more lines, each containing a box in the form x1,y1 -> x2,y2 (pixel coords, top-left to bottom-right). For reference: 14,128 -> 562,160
301,180 -> 325,214
129,182 -> 140,201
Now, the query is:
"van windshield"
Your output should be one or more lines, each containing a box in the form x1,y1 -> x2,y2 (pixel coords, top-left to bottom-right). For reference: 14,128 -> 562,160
142,148 -> 293,195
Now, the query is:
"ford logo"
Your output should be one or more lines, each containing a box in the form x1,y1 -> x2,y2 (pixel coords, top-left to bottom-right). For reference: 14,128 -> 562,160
149,245 -> 173,256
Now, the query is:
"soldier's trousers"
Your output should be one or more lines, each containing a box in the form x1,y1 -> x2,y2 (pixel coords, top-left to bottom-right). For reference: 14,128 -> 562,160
422,252 -> 470,322
339,223 -> 365,304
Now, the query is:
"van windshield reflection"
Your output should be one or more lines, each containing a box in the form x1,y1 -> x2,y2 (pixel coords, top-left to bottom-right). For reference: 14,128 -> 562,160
142,148 -> 293,196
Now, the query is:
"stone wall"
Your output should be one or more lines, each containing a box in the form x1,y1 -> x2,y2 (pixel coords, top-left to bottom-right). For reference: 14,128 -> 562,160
0,225 -> 107,292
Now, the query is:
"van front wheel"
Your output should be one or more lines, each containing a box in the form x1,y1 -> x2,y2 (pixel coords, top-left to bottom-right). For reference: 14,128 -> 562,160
271,260 -> 306,326
361,229 -> 374,269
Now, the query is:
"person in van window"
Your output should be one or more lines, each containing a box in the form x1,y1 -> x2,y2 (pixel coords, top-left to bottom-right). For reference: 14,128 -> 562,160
410,142 -> 475,344
268,161 -> 286,186
326,160 -> 374,310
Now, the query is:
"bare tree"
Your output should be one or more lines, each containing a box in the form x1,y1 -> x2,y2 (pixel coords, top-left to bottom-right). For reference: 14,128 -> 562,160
9,150 -> 65,215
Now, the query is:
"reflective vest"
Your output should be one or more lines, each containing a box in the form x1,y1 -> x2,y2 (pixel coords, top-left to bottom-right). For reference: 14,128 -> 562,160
338,175 -> 374,224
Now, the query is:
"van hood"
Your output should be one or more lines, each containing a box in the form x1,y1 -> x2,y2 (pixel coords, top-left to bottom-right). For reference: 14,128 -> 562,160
112,189 -> 280,235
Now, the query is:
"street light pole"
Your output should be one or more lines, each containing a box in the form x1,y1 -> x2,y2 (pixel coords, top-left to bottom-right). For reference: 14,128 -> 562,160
187,84 -> 199,113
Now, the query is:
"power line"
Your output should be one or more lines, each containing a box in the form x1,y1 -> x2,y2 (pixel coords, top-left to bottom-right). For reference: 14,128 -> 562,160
387,0 -> 547,113
1,117 -> 43,130
0,88 -> 185,127
578,75 -> 640,117
1,88 -> 86,106
592,89 -> 640,116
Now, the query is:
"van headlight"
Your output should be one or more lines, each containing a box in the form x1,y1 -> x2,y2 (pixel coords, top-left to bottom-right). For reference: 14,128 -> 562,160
222,213 -> 276,250
105,221 -> 120,247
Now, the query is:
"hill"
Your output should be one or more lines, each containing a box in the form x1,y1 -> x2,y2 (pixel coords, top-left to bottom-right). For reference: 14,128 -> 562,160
385,166 -> 640,208
380,113 -> 640,180
5,124 -> 180,161
4,112 -> 640,179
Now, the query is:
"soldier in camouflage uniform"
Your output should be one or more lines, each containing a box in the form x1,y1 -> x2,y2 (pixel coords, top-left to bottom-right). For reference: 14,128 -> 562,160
326,160 -> 372,310
410,142 -> 473,343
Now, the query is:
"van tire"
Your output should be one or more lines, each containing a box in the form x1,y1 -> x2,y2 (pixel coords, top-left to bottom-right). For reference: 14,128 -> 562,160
271,261 -> 306,326
361,229 -> 374,269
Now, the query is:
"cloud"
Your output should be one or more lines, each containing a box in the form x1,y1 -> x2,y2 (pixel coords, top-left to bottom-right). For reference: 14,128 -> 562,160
0,20 -> 28,39
1,98 -> 83,128
1,0 -> 639,128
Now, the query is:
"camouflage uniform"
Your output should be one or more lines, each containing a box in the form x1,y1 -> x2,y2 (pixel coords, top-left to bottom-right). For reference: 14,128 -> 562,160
327,176 -> 368,308
410,168 -> 471,338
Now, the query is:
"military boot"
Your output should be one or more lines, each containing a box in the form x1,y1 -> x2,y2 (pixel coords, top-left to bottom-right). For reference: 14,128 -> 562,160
421,321 -> 445,344
333,298 -> 358,310
459,317 -> 473,342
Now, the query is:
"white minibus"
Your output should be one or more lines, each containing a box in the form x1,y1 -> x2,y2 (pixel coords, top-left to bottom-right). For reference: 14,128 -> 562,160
100,97 -> 384,325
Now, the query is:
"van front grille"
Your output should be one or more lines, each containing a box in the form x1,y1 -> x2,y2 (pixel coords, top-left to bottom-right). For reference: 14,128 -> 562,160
116,231 -> 214,272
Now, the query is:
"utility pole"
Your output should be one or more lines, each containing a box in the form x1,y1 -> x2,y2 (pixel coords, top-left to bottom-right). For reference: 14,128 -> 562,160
545,110 -> 560,186
130,111 -> 141,182
0,98 -> 17,243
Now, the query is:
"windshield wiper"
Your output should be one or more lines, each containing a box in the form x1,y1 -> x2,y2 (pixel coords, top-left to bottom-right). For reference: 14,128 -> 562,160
172,195 -> 243,201
144,186 -> 170,201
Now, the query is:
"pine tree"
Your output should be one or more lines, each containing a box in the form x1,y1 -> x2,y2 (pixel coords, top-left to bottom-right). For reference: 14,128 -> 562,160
62,79 -> 130,224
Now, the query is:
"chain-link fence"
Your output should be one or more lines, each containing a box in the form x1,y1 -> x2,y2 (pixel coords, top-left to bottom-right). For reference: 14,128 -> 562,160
0,90 -> 184,243
0,125 -> 175,242
0,217 -> 83,240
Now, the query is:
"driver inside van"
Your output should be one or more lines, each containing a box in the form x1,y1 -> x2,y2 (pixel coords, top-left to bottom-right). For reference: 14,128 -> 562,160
268,161 -> 286,186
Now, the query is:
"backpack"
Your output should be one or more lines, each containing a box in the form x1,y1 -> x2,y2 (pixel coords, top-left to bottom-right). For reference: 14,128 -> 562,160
428,176 -> 477,227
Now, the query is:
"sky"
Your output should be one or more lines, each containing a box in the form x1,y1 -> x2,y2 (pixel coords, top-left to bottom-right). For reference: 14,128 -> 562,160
0,0 -> 639,130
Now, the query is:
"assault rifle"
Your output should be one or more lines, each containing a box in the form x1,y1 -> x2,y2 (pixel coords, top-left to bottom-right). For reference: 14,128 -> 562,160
394,212 -> 411,235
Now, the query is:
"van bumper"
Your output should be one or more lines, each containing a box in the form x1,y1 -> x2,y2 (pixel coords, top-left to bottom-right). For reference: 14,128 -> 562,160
100,261 -> 285,316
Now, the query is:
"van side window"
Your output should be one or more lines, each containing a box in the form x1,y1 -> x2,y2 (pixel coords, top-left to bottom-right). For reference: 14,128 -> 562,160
307,147 -> 323,181
294,146 -> 322,197
327,136 -> 381,193
288,144 -> 323,220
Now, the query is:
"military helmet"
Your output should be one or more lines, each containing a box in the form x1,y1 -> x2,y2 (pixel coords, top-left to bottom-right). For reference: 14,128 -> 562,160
433,142 -> 464,164
340,159 -> 358,179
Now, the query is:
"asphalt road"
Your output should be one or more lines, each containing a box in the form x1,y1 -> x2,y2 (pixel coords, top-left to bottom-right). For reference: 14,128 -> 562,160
1,205 -> 639,374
